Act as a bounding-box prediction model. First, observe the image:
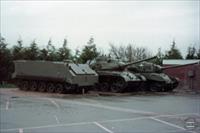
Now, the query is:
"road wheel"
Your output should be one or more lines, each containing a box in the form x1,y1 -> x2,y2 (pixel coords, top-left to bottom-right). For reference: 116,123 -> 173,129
100,83 -> 110,92
22,81 -> 29,91
55,83 -> 64,94
47,83 -> 55,93
17,81 -> 24,90
150,82 -> 164,92
30,81 -> 38,91
63,84 -> 70,93
70,85 -> 78,94
75,88 -> 82,94
92,84 -> 99,91
38,82 -> 46,92
110,79 -> 126,93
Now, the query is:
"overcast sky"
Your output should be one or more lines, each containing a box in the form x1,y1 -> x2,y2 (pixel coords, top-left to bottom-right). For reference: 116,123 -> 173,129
1,1 -> 199,56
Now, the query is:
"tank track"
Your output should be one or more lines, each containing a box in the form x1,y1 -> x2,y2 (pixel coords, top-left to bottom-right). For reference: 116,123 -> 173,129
16,79 -> 81,94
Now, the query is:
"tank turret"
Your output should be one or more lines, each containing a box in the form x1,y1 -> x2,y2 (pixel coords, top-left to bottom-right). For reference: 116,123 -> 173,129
89,56 -> 157,71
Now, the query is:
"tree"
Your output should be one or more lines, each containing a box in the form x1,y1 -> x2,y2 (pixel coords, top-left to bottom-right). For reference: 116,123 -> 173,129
79,37 -> 99,63
153,48 -> 164,65
46,39 -> 58,61
109,43 -> 126,61
24,40 -> 39,60
0,35 -> 6,49
125,44 -> 133,62
197,46 -> 200,59
109,43 -> 152,62
57,38 -> 71,61
12,38 -> 25,60
186,46 -> 196,59
133,47 -> 150,61
109,43 -> 122,60
164,40 -> 183,59
0,36 -> 13,83
72,48 -> 80,63
39,48 -> 48,60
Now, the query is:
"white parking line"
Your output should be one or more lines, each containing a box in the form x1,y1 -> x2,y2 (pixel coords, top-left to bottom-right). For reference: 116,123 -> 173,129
150,117 -> 186,130
81,98 -> 101,104
47,98 -> 60,109
58,99 -> 156,115
155,113 -> 200,118
54,115 -> 60,124
94,122 -> 114,133
19,128 -> 23,133
102,116 -> 151,123
151,117 -> 198,133
6,100 -> 10,110
0,121 -> 93,132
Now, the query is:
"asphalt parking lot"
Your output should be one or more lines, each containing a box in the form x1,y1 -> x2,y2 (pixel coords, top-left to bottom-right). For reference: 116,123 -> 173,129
0,89 -> 200,133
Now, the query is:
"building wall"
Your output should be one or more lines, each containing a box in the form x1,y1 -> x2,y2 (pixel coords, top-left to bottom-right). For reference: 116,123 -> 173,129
163,64 -> 200,92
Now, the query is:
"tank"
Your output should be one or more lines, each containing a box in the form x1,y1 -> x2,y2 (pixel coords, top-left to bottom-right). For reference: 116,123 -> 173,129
126,61 -> 199,92
12,60 -> 98,93
87,56 -> 156,92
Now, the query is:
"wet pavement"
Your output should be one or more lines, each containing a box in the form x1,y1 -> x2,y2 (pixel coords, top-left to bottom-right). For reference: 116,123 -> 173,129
0,89 -> 200,133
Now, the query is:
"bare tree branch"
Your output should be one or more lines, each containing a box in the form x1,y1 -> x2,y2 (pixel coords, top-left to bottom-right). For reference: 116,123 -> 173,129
109,43 -> 152,62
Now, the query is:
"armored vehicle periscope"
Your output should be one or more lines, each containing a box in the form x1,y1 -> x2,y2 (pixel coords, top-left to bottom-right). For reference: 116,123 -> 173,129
12,60 -> 98,93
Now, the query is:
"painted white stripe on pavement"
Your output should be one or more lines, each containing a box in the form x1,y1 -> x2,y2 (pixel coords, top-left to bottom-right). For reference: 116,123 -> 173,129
6,100 -> 9,110
155,113 -> 200,118
19,128 -> 23,133
81,98 -> 101,104
102,116 -> 151,123
94,122 -> 114,133
58,99 -> 156,115
150,117 -> 186,130
0,121 -> 92,132
47,98 -> 60,109
54,115 -> 60,124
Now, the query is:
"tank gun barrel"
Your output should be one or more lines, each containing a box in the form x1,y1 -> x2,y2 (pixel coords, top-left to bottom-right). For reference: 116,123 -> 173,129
103,56 -> 157,71
118,56 -> 157,70
162,61 -> 200,70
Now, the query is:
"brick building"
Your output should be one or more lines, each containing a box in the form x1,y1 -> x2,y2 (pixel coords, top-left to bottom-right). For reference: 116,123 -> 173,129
163,60 -> 200,92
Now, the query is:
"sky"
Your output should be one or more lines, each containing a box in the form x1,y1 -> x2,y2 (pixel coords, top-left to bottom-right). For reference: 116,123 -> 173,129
1,1 -> 199,56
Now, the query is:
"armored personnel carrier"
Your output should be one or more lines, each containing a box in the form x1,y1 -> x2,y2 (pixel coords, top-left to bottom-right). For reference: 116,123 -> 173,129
125,61 -> 198,92
87,56 -> 156,92
12,60 -> 98,93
